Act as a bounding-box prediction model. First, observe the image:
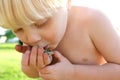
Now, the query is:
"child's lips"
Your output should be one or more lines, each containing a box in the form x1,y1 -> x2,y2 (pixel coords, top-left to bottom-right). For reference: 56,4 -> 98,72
43,45 -> 49,50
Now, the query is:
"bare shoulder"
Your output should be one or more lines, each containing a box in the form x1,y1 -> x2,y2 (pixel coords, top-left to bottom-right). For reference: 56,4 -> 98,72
70,6 -> 109,28
71,6 -> 120,64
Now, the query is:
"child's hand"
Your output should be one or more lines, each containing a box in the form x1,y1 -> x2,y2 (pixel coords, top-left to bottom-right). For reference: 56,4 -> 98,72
21,46 -> 52,77
38,51 -> 75,80
15,45 -> 39,77
30,46 -> 52,68
21,50 -> 39,78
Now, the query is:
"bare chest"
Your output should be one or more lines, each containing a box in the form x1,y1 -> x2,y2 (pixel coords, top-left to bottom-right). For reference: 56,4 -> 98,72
56,25 -> 106,65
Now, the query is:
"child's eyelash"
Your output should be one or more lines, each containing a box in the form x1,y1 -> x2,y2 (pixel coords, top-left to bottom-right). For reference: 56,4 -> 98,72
34,20 -> 48,28
35,22 -> 46,26
34,18 -> 50,27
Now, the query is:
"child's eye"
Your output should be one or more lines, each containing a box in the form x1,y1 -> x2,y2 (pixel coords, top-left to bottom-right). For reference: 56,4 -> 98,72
34,22 -> 46,28
34,18 -> 48,28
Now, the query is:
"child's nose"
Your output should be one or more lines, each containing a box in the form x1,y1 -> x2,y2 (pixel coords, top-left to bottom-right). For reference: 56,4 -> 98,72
26,32 -> 41,45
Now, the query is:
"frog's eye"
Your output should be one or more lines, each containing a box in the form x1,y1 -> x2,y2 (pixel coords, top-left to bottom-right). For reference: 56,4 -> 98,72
44,49 -> 54,55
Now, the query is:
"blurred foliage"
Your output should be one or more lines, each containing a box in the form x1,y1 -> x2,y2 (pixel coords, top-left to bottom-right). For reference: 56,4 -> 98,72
4,30 -> 16,42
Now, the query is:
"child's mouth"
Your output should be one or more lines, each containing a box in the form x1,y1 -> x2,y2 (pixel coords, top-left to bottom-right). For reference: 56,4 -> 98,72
43,45 -> 49,50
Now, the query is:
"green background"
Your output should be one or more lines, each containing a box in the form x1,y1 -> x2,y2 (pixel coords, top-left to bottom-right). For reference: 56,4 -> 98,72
0,43 -> 41,80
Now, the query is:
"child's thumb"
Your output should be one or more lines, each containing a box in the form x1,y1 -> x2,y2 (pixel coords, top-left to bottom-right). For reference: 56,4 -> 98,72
15,45 -> 30,53
53,51 -> 66,62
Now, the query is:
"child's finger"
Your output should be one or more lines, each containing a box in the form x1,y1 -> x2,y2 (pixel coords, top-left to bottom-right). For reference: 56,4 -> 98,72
53,51 -> 66,62
21,50 -> 30,66
29,46 -> 38,66
37,48 -> 45,68
43,53 -> 52,66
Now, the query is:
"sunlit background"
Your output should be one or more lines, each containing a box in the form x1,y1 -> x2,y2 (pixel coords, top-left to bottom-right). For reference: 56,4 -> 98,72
72,0 -> 120,34
0,0 -> 120,80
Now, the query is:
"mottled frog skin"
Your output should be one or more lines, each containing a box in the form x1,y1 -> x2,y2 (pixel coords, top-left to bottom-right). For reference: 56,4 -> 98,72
44,49 -> 54,61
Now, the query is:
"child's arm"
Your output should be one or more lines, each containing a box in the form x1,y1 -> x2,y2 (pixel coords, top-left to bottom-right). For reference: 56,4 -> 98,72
87,9 -> 120,65
37,51 -> 120,80
73,63 -> 120,80
73,9 -> 120,79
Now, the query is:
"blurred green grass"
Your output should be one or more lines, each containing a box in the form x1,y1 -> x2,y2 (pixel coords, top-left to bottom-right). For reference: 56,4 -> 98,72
0,43 -> 40,80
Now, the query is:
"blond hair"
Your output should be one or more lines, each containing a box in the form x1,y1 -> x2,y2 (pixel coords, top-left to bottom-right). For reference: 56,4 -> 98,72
0,0 -> 69,29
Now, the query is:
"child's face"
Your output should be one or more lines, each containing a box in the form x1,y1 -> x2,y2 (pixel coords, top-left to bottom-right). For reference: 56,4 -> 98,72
12,8 -> 68,49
